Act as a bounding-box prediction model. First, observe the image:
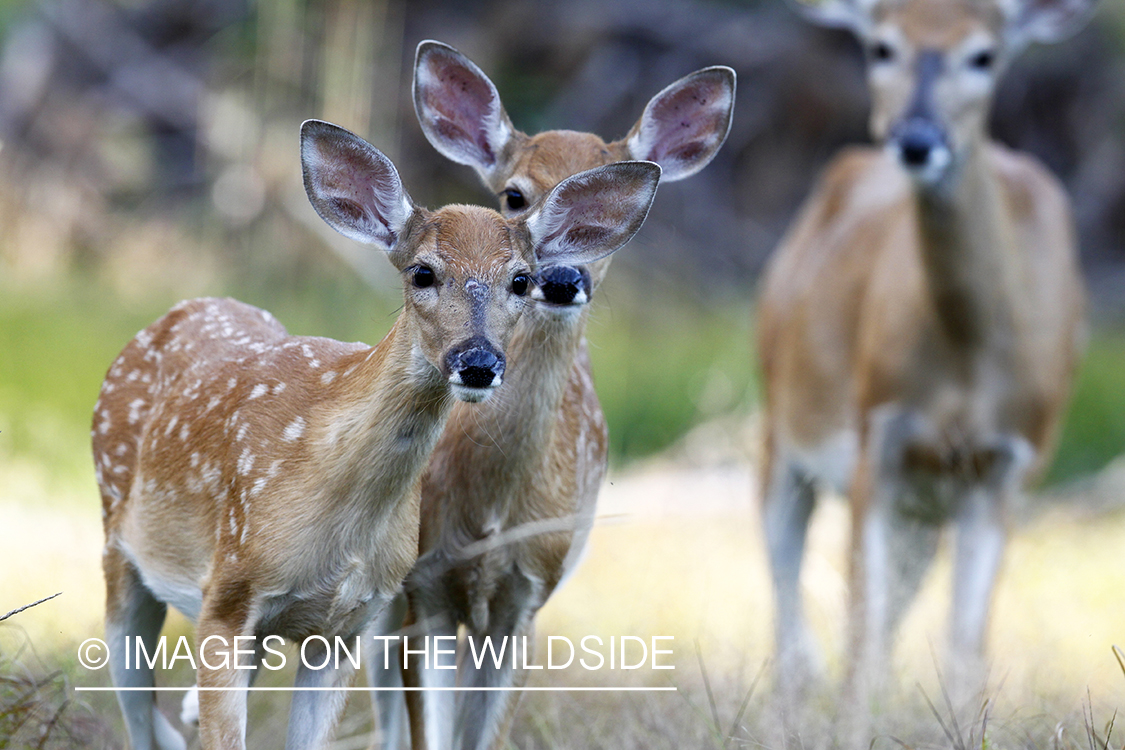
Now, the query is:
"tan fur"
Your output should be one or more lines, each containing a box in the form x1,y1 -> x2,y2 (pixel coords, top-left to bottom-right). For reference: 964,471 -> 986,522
761,0 -> 1087,702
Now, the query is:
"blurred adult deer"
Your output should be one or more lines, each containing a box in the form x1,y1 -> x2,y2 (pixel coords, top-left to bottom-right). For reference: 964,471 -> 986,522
363,41 -> 734,750
93,119 -> 659,750
759,0 -> 1093,699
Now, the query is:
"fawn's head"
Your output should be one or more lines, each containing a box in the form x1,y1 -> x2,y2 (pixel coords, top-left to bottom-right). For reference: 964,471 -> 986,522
301,120 -> 660,402
791,0 -> 1098,185
412,41 -> 735,310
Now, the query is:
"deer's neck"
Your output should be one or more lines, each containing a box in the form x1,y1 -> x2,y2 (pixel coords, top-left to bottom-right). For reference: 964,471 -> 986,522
435,309 -> 588,497
913,143 -> 1019,351
498,308 -> 589,447
318,318 -> 452,517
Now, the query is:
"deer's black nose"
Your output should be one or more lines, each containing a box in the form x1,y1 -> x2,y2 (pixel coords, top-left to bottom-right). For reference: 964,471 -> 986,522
532,265 -> 591,306
891,118 -> 948,172
445,338 -> 505,395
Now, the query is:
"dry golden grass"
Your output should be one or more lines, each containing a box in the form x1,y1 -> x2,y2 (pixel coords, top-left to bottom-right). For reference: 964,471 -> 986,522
2,452 -> 1124,748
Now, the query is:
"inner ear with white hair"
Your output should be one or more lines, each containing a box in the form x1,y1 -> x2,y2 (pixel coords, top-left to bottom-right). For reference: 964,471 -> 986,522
413,40 -> 515,186
300,119 -> 418,267
524,161 -> 661,266
625,66 -> 736,183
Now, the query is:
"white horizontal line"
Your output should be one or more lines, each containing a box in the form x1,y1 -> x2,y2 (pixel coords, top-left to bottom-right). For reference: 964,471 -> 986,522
75,686 -> 676,693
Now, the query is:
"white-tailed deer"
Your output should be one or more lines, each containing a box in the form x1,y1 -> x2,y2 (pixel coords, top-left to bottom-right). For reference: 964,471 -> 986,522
759,0 -> 1093,701
93,119 -> 659,750
363,41 -> 734,750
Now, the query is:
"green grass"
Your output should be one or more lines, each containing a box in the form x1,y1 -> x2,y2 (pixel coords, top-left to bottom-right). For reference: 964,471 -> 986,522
0,280 -> 175,488
1,272 -> 1123,499
1048,329 -> 1125,484
584,282 -> 758,463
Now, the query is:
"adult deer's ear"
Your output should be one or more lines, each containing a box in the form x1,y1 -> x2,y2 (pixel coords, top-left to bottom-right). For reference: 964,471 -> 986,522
785,0 -> 878,35
301,119 -> 415,258
626,66 -> 736,182
413,40 -> 515,185
524,162 -> 661,266
1004,0 -> 1099,50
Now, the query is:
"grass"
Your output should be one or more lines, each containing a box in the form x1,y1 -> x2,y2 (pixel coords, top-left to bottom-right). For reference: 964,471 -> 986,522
3,269 -> 1121,495
584,278 -> 758,463
1049,329 -> 1125,484
2,464 -> 1125,748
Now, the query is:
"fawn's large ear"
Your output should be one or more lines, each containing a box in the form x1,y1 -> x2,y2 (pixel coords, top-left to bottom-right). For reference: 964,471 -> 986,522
413,40 -> 515,184
785,0 -> 878,35
524,162 -> 661,266
301,120 -> 414,253
626,66 -> 736,182
1003,0 -> 1098,49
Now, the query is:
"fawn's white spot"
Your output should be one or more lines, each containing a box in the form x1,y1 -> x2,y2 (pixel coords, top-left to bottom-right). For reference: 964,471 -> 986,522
282,417 -> 305,442
126,398 -> 144,422
301,344 -> 321,369
249,383 -> 269,400
237,449 -> 255,476
165,415 -> 179,436
272,382 -> 287,395
201,463 -> 221,496
320,371 -> 337,385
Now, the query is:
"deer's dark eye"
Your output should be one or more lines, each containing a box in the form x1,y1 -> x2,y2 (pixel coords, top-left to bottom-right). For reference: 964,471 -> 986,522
512,273 -> 530,296
412,266 -> 435,288
969,50 -> 995,70
502,188 -> 526,211
870,41 -> 895,63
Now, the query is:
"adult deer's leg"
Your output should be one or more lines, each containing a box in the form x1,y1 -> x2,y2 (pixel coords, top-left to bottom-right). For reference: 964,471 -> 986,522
762,443 -> 821,694
948,438 -> 1030,693
848,410 -> 940,702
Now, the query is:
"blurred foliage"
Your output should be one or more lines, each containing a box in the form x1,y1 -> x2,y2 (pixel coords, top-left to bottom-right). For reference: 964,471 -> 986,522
586,283 -> 757,462
2,0 -> 1124,288
0,0 -> 1122,482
